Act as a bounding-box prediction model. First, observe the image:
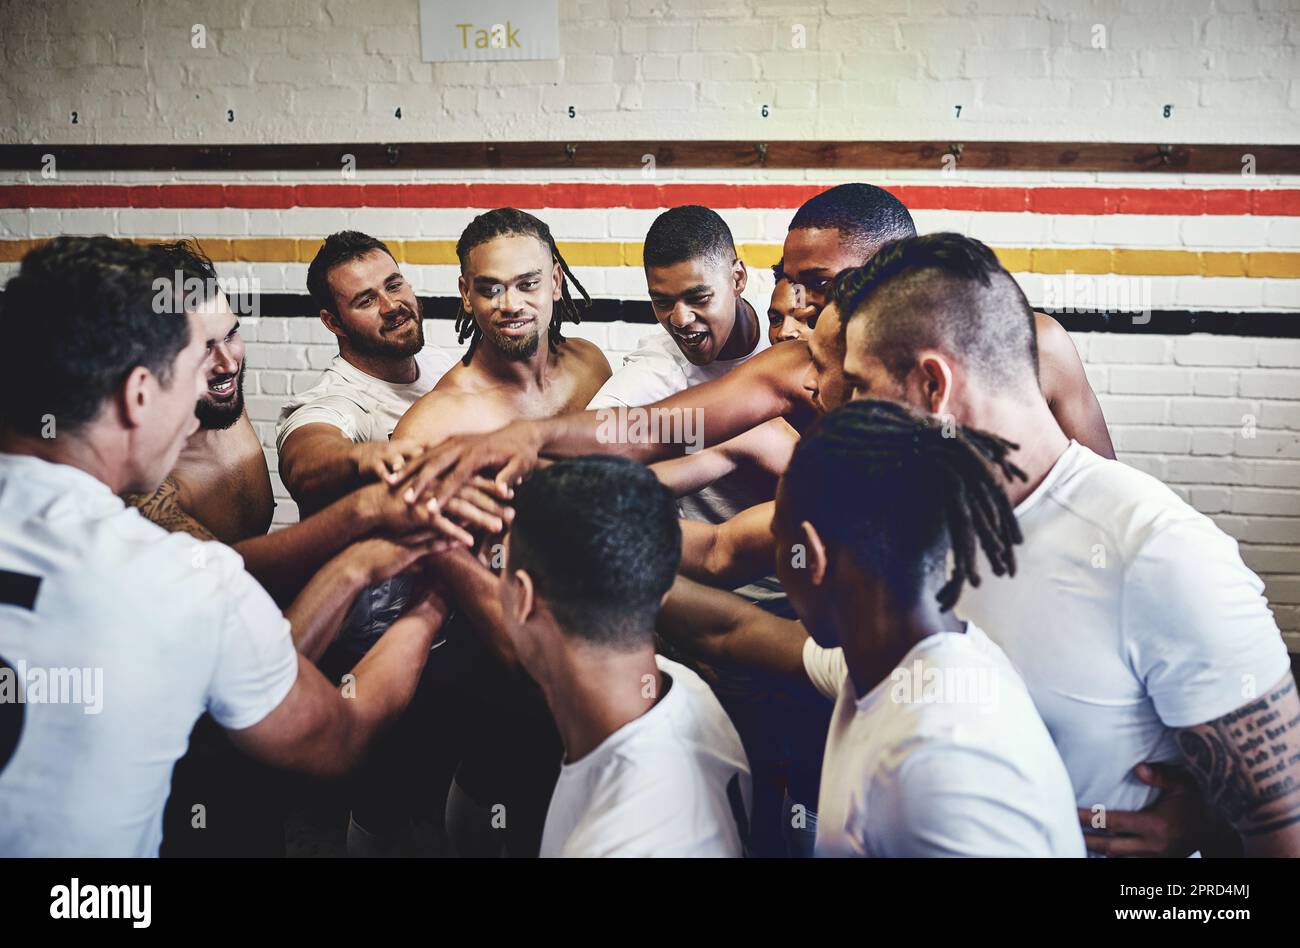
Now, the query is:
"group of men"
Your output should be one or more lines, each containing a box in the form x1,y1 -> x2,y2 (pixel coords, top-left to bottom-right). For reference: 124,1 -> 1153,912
1,182 -> 1297,858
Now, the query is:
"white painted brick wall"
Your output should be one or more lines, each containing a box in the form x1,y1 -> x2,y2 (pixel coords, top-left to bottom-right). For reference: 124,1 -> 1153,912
3,0 -> 1299,143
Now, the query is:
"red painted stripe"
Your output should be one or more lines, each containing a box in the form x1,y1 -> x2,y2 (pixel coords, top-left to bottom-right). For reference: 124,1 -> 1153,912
1,183 -> 1297,215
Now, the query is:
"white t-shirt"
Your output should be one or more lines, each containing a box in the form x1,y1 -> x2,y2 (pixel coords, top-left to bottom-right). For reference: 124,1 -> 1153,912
0,455 -> 299,857
588,313 -> 772,525
957,441 -> 1291,821
275,345 -> 454,656
803,625 -> 1085,858
540,655 -> 752,857
275,346 -> 455,449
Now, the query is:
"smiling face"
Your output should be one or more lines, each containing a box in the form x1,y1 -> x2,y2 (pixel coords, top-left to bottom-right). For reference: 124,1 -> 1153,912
192,290 -> 246,430
460,234 -> 561,361
127,310 -> 211,492
324,249 -> 424,358
646,255 -> 746,367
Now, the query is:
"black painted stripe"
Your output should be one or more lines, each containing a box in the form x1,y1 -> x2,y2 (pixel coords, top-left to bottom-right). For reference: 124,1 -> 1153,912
0,570 -> 41,611
247,294 -> 1300,336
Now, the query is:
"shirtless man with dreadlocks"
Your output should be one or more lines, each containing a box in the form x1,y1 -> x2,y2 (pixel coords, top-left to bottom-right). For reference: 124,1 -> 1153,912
394,207 -> 611,447
392,208 -> 611,859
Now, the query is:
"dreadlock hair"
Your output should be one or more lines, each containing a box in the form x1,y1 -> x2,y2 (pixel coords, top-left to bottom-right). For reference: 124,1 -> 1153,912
454,208 -> 590,366
783,399 -> 1026,613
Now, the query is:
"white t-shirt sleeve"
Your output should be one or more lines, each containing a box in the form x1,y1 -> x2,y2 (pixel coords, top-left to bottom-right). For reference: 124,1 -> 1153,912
802,639 -> 848,701
206,564 -> 300,731
1122,516 -> 1291,729
276,394 -> 372,449
587,341 -> 684,410
870,744 -> 1062,858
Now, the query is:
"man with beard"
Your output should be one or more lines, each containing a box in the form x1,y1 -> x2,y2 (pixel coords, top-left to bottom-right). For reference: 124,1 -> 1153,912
277,231 -> 457,517
123,242 -> 451,858
126,241 -> 272,546
128,243 -> 448,604
394,208 -> 611,444
390,208 -> 611,858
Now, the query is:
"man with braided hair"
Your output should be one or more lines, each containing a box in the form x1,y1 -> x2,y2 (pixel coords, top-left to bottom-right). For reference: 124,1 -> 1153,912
391,208 -> 611,857
655,399 -> 1085,857
395,207 -> 610,446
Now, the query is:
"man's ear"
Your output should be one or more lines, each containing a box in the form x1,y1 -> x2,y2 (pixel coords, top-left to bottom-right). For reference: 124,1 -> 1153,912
457,273 -> 475,315
732,258 -> 748,296
551,260 -> 563,301
914,351 -> 955,417
319,308 -> 346,341
799,520 -> 830,588
512,568 -> 536,625
119,365 -> 153,430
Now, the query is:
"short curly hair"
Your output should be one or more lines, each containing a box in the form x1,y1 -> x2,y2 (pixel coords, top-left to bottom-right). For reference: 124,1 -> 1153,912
1,236 -> 192,436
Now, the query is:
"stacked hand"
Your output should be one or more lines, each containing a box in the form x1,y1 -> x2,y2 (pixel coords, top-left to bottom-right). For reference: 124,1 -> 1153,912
387,420 -> 542,515
351,437 -> 427,483
354,474 -> 513,547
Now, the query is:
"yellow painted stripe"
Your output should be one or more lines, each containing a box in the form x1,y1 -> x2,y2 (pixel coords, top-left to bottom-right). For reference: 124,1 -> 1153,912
2,239 -> 1298,278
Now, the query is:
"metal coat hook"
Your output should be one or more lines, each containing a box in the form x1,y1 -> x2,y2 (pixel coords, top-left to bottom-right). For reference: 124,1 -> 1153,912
385,144 -> 401,166
948,142 -> 964,165
1157,144 -> 1173,166
755,142 -> 768,166
564,143 -> 577,164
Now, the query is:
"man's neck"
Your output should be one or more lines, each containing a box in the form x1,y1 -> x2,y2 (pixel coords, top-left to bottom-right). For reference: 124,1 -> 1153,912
716,297 -> 759,362
535,638 -> 662,764
826,579 -> 964,700
965,390 -> 1071,507
471,333 -> 555,392
0,427 -> 126,493
339,344 -> 419,384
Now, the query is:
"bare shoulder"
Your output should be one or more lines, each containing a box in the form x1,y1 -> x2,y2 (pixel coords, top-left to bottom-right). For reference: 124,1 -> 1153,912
1033,311 -> 1084,369
561,335 -> 613,376
755,337 -> 811,383
396,383 -> 515,444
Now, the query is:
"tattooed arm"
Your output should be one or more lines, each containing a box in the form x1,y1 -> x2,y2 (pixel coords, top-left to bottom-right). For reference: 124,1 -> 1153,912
1175,673 -> 1300,857
124,477 -> 216,542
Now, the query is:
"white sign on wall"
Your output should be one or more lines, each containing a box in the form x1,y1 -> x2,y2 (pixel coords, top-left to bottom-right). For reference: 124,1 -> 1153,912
419,0 -> 560,62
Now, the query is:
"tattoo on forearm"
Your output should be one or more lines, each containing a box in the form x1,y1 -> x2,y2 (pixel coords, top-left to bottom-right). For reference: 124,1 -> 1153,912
1177,676 -> 1300,837
124,478 -> 216,542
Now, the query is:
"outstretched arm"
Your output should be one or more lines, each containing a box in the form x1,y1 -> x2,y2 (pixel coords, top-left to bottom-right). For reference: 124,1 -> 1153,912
279,423 -> 430,515
656,575 -> 810,683
426,544 -> 519,667
679,501 -> 779,589
228,586 -> 450,778
393,340 -> 815,508
652,418 -> 798,497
